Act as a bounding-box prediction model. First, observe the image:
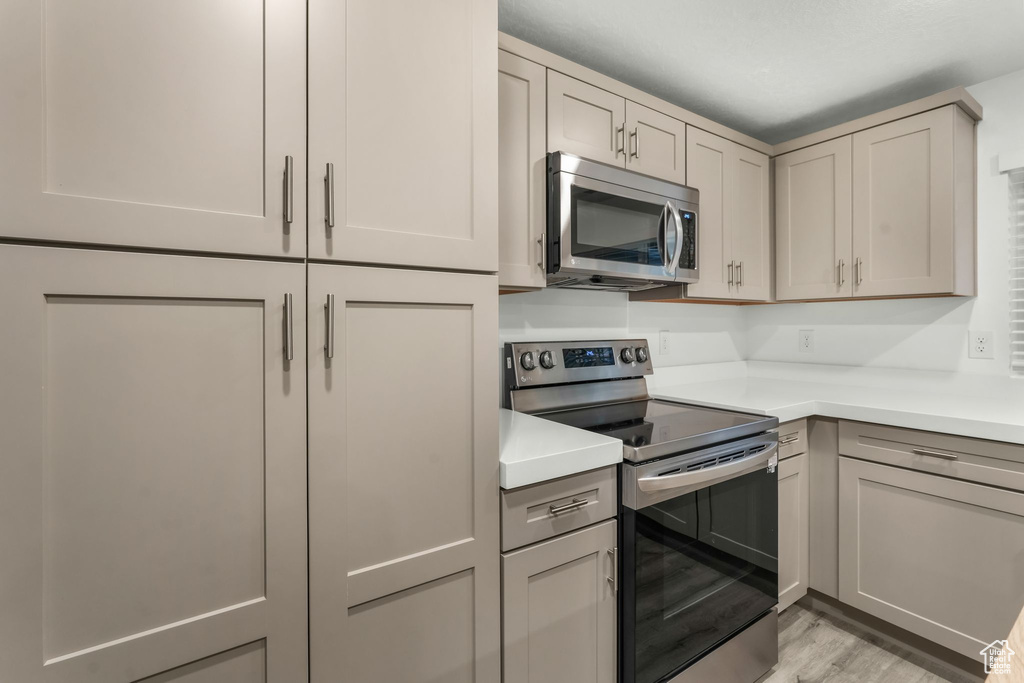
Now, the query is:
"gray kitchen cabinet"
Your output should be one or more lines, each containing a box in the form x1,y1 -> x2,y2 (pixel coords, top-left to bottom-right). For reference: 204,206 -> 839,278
307,264 -> 499,683
775,137 -> 853,301
0,0 -> 306,258
625,100 -> 687,184
838,456 -> 1024,659
684,127 -> 771,302
0,245 -> 307,683
547,71 -> 626,167
308,0 -> 498,271
502,520 -> 617,683
851,105 -> 977,298
777,453 -> 809,612
499,50 -> 548,290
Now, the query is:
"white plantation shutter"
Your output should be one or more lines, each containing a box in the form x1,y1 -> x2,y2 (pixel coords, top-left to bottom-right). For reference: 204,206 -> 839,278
1011,168 -> 1024,376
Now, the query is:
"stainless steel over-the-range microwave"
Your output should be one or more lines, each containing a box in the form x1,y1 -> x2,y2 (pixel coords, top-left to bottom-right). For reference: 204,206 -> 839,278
546,151 -> 699,291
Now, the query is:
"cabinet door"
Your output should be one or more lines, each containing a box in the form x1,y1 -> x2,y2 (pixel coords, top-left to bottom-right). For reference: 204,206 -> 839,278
852,107 -> 956,297
0,0 -> 305,258
0,246 -> 307,683
308,0 -> 497,271
502,521 -> 617,683
547,71 -> 626,167
684,127 -> 734,299
625,101 -> 687,185
776,138 -> 853,301
499,51 -> 547,290
778,454 -> 809,612
308,265 -> 499,683
839,457 -> 1024,659
730,145 -> 772,301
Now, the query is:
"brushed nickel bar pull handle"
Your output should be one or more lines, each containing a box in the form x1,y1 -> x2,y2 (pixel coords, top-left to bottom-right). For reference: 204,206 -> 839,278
325,294 -> 335,359
779,436 -> 800,446
284,156 -> 294,224
855,257 -> 863,285
839,259 -> 845,286
537,236 -> 544,269
728,261 -> 734,286
616,125 -> 625,156
738,261 -> 744,287
630,128 -> 639,159
912,448 -> 958,461
325,162 -> 335,229
549,497 -> 588,515
284,293 -> 294,361
607,548 -> 618,594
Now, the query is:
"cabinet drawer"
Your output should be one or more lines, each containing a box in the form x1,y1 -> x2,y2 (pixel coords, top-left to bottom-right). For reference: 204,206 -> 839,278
839,420 -> 1024,492
776,419 -> 808,460
501,466 -> 617,552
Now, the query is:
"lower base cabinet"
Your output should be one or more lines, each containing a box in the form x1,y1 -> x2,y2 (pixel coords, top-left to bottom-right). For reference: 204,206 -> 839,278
778,453 -> 810,612
501,520 -> 617,683
838,456 -> 1024,659
0,244 -> 307,683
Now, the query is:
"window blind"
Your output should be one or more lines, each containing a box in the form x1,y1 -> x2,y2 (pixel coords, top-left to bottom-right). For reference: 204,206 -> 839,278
1011,168 -> 1024,376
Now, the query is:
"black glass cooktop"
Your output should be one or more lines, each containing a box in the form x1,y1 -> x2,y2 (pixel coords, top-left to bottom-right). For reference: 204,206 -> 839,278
536,399 -> 775,463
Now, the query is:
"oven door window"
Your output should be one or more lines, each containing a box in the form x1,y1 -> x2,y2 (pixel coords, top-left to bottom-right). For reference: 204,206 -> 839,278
625,466 -> 778,683
571,186 -> 674,266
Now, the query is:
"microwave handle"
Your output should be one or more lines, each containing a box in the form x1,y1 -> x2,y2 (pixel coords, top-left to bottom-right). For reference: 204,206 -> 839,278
658,203 -> 670,268
667,204 -> 684,273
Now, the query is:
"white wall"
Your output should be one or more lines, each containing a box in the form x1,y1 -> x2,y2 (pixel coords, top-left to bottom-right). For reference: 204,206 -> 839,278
498,289 -> 746,368
747,67 -> 1024,375
500,68 -> 1024,376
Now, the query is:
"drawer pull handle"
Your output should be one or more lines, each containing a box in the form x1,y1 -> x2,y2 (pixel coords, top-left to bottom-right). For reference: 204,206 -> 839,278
607,547 -> 618,594
549,497 -> 588,515
779,436 -> 800,446
912,448 -> 958,461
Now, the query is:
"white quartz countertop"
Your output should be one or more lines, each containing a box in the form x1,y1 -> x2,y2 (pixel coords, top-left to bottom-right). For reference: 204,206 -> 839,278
498,408 -> 622,490
649,361 -> 1024,445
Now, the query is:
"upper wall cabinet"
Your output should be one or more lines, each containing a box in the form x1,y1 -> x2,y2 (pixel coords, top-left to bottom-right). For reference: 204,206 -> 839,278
625,101 -> 687,185
776,137 -> 853,301
308,0 -> 497,272
547,72 -> 626,167
547,72 -> 687,185
0,0 -> 306,258
776,104 -> 976,301
852,106 -> 976,298
684,127 -> 771,302
498,51 -> 547,290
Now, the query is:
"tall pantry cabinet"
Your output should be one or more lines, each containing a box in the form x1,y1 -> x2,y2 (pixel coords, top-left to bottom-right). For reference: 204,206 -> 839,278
0,1 -> 501,682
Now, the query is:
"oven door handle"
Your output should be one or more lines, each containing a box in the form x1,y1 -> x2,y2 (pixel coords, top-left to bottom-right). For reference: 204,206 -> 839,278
637,443 -> 778,493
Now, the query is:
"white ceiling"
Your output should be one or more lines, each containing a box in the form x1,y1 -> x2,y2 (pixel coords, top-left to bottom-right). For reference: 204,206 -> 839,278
498,0 -> 1024,144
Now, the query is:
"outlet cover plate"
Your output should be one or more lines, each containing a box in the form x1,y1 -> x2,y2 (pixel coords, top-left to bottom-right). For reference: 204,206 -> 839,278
968,330 -> 995,359
798,329 -> 814,353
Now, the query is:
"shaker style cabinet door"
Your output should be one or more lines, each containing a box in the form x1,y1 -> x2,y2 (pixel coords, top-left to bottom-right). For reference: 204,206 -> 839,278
776,137 -> 853,301
0,245 -> 307,683
851,106 -> 966,297
308,0 -> 497,271
684,127 -> 734,299
838,457 -> 1024,659
730,145 -> 772,301
547,71 -> 626,167
778,453 -> 810,612
0,0 -> 306,257
502,521 -> 617,683
308,265 -> 499,683
498,50 -> 548,290
625,101 -> 687,185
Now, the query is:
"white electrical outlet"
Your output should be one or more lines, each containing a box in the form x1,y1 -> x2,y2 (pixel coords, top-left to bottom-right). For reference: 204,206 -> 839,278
968,330 -> 995,359
659,330 -> 670,355
798,330 -> 814,353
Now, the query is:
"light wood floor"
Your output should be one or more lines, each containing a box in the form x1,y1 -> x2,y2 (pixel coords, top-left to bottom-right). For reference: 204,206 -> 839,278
758,604 -> 982,683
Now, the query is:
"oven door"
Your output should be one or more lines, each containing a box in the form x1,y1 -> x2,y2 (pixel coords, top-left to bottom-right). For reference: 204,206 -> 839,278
554,170 -> 682,282
620,434 -> 779,683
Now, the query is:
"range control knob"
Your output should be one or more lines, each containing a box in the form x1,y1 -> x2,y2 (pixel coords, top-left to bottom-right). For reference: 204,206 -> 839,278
620,347 -> 636,364
520,351 -> 537,371
635,346 -> 649,363
539,350 -> 556,369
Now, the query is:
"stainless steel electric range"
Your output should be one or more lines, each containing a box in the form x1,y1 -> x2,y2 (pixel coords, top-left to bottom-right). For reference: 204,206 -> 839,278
505,339 -> 780,683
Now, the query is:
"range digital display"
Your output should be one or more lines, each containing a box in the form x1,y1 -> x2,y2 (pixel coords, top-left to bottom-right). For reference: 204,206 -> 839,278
563,347 -> 615,368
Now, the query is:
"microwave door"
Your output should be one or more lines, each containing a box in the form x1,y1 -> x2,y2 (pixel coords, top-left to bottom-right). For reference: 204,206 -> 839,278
557,173 -> 677,282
